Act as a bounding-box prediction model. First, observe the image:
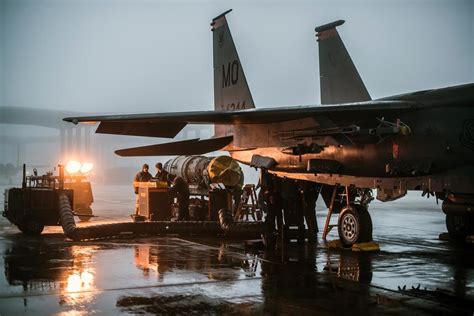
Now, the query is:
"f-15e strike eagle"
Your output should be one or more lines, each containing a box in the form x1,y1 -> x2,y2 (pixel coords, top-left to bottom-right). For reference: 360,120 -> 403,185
65,10 -> 474,246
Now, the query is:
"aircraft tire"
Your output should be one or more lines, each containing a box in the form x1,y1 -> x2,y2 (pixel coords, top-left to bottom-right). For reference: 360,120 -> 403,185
338,204 -> 373,248
446,213 -> 472,241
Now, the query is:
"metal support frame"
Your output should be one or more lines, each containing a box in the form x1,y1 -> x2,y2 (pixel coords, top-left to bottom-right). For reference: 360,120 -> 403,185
234,184 -> 259,221
322,184 -> 339,239
322,185 -> 352,240
345,186 -> 350,206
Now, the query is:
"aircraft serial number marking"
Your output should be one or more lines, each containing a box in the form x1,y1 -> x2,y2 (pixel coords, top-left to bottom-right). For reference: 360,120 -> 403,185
220,101 -> 246,110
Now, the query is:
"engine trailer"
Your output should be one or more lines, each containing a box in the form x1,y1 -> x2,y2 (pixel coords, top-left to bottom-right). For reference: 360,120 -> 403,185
164,155 -> 244,220
133,155 -> 258,222
3,164 -> 74,236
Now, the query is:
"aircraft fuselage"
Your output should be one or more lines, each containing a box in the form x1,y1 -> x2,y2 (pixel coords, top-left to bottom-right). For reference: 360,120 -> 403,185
227,84 -> 474,193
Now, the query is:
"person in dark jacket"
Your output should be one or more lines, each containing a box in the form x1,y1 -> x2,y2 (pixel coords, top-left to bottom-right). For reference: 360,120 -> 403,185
134,164 -> 152,183
168,174 -> 190,220
134,164 -> 153,214
259,171 -> 282,233
155,162 -> 169,183
298,181 -> 320,238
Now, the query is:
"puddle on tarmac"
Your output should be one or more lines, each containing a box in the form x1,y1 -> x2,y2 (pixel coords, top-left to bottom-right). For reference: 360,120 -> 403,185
116,293 -> 260,315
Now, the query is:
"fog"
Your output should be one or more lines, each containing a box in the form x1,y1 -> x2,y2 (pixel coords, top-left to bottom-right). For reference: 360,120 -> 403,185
1,0 -> 473,182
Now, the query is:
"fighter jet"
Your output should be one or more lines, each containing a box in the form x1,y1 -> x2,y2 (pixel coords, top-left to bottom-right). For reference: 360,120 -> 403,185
64,10 -> 474,246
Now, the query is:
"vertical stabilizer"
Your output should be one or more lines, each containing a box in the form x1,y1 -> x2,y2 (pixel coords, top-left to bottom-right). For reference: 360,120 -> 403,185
211,9 -> 255,112
315,20 -> 371,104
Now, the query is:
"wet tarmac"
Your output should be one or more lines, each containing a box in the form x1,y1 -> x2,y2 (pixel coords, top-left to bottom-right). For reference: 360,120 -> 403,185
1,184 -> 474,315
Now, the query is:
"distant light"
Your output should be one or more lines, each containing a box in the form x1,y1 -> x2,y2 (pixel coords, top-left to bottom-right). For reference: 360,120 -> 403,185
66,273 -> 81,292
66,161 -> 82,174
80,162 -> 94,174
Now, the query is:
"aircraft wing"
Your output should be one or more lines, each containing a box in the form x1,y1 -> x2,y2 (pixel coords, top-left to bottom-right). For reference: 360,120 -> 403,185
115,136 -> 233,156
63,100 -> 417,138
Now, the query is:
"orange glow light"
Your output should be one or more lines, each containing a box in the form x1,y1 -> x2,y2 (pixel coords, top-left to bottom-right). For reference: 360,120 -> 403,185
80,162 -> 94,174
65,160 -> 82,174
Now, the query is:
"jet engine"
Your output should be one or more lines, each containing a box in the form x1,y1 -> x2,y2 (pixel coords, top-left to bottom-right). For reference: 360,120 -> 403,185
163,155 -> 243,194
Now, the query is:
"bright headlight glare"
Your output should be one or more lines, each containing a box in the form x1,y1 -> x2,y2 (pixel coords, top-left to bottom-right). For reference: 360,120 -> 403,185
66,161 -> 82,174
80,162 -> 93,174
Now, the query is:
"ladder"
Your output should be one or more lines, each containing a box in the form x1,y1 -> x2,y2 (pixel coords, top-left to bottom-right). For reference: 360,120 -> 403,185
234,184 -> 260,221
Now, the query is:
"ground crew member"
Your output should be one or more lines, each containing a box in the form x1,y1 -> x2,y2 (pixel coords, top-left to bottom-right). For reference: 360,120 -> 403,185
258,170 -> 283,247
155,162 -> 169,183
134,164 -> 152,215
134,164 -> 153,184
262,173 -> 282,232
270,175 -> 283,234
168,174 -> 190,220
281,178 -> 305,243
298,181 -> 320,241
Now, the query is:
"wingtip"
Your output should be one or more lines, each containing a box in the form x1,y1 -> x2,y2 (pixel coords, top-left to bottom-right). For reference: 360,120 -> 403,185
63,117 -> 98,125
114,149 -> 126,157
63,117 -> 78,124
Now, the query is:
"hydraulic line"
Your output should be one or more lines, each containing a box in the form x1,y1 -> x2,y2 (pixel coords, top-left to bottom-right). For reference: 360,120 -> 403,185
58,192 -> 263,241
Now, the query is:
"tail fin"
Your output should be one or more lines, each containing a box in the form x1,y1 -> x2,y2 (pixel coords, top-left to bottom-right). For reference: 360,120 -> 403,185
315,20 -> 371,104
211,9 -> 255,112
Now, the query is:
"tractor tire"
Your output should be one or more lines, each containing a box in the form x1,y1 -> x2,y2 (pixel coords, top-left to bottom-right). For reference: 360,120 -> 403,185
338,204 -> 373,248
17,219 -> 44,236
77,205 -> 93,222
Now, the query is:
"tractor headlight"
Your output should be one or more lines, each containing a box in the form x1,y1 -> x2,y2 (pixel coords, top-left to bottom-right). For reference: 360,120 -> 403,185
80,162 -> 94,174
65,161 -> 82,174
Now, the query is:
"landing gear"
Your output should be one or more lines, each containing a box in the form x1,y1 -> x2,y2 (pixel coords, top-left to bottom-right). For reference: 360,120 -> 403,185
442,196 -> 474,241
445,214 -> 473,241
322,185 -> 374,247
338,204 -> 373,248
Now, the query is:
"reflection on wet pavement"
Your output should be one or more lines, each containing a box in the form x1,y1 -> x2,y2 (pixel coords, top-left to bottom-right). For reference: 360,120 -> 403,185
323,251 -> 373,284
116,293 -> 260,315
1,233 -> 473,315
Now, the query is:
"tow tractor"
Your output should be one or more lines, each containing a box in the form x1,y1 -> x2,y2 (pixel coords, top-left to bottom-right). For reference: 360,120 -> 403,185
2,164 -> 92,235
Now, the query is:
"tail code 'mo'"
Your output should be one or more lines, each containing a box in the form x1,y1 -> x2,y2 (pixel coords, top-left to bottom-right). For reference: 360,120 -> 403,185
211,9 -> 255,112
315,20 -> 371,104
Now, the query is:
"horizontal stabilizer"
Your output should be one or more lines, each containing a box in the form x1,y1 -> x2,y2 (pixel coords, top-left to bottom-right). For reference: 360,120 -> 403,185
115,135 -> 233,156
96,121 -> 186,138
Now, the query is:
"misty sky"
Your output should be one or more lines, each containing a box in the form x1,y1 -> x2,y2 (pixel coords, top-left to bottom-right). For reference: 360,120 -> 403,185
0,0 -> 473,168
1,0 -> 472,114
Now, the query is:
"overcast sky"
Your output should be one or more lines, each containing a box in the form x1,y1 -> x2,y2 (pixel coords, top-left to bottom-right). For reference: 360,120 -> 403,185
1,0 -> 472,114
